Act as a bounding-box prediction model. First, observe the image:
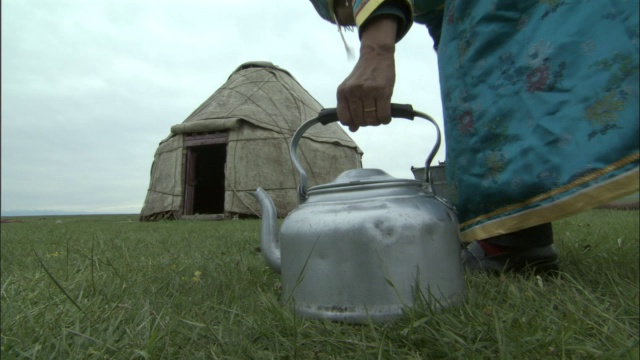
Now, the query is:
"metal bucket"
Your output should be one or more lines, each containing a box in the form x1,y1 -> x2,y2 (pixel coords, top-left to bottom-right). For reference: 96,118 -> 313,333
411,162 -> 448,200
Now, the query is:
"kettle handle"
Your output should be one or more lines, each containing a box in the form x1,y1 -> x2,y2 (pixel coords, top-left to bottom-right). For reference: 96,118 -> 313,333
290,103 -> 442,201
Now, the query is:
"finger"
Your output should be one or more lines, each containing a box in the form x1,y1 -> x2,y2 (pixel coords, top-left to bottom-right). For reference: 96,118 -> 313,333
337,92 -> 360,132
336,92 -> 353,129
347,97 -> 365,130
376,97 -> 392,125
362,101 -> 378,126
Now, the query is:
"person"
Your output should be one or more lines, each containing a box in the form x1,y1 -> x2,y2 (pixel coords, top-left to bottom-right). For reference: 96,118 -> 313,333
309,0 -> 639,273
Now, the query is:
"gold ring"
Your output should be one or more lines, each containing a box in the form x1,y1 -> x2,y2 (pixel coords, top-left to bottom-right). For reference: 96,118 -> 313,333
363,107 -> 376,112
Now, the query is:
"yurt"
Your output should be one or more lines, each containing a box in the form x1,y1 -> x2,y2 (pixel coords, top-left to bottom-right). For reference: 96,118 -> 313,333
140,61 -> 362,221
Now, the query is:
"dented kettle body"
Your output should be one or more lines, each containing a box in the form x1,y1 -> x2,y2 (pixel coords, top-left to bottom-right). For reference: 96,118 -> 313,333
276,173 -> 464,322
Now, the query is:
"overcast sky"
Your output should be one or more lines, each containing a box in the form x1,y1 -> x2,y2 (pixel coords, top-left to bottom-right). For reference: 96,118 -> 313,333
1,0 -> 444,215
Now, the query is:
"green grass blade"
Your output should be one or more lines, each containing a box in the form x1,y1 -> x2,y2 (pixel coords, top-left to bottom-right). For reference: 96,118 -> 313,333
33,250 -> 88,317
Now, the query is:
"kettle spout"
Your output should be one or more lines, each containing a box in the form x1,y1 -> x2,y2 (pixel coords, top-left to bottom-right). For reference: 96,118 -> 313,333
250,187 -> 281,273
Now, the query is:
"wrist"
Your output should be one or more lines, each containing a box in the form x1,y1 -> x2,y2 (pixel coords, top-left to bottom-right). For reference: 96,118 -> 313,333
360,16 -> 398,55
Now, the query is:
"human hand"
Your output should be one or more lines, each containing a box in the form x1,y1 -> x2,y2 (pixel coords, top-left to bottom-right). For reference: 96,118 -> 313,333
337,16 -> 398,132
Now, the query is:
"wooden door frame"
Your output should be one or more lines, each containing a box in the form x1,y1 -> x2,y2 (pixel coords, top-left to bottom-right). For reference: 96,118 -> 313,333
182,132 -> 229,216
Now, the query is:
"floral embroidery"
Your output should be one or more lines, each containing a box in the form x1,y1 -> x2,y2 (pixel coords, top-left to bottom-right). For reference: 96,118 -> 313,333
526,64 -> 551,92
443,89 -> 478,136
488,46 -> 566,93
585,52 -> 638,139
585,92 -> 625,126
454,15 -> 476,60
526,41 -> 552,67
457,33 -> 471,59
485,152 -> 506,183
525,60 -> 566,93
480,117 -> 519,152
458,110 -> 475,134
595,53 -> 638,93
588,123 -> 623,141
488,52 -> 520,90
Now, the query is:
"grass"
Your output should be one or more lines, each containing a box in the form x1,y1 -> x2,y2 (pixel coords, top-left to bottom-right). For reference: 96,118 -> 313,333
1,210 -> 638,359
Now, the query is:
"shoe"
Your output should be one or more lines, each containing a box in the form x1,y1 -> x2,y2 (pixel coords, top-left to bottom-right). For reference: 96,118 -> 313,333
462,241 -> 559,274
461,223 -> 559,274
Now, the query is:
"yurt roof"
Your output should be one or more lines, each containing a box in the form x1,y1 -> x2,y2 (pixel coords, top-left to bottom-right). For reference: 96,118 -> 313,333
169,61 -> 359,149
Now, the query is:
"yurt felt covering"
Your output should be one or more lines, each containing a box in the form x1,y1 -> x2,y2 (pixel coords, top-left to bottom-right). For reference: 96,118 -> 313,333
140,61 -> 362,220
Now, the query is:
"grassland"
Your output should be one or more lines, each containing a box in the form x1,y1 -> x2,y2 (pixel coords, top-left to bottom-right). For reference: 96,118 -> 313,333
1,210 -> 638,359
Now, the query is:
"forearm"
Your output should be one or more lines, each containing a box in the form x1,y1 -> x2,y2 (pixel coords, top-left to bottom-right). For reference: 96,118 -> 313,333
360,15 -> 398,55
336,15 -> 399,131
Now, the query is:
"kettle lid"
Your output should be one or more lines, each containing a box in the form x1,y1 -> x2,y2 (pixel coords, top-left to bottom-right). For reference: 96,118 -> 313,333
308,169 -> 422,194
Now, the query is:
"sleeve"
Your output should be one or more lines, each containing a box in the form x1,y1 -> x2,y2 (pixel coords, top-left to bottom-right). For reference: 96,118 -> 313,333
309,0 -> 337,24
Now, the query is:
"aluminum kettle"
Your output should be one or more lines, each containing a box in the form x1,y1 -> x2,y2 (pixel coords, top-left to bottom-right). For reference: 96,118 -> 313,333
251,104 -> 465,323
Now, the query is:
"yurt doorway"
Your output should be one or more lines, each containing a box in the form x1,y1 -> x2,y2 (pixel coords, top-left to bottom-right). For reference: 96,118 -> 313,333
183,133 -> 228,216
